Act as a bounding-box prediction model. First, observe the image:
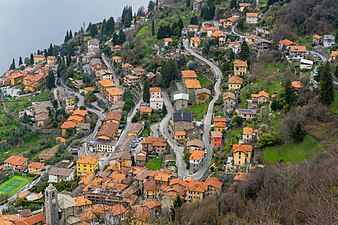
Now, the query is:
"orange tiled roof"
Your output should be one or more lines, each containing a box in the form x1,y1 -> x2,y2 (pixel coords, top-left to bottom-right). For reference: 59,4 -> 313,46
104,111 -> 122,122
61,120 -> 77,129
234,59 -> 248,68
234,172 -> 249,181
279,39 -> 295,46
112,56 -> 122,61
75,196 -> 92,207
251,91 -> 269,99
228,76 -> 243,84
106,87 -> 123,96
28,162 -> 44,170
15,212 -> 45,225
4,156 -> 28,166
191,37 -> 201,43
232,144 -> 253,153
83,87 -> 95,92
190,150 -> 205,161
98,79 -> 115,88
205,177 -> 222,189
211,30 -> 226,38
73,109 -> 89,117
210,131 -> 222,138
185,79 -> 201,89
55,136 -> 67,143
313,34 -> 322,39
97,122 -> 118,139
243,127 -> 253,135
290,45 -> 307,52
330,51 -> 338,57
291,81 -> 302,89
140,106 -> 153,114
175,131 -> 186,136
164,38 -> 173,42
123,63 -> 133,69
77,155 -> 98,165
186,182 -> 206,193
149,87 -> 161,92
79,173 -> 94,185
67,115 -> 84,123
223,92 -> 236,100
246,12 -> 258,17
181,70 -> 197,79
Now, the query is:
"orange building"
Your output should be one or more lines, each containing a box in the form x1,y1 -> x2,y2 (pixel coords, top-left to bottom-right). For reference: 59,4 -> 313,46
210,131 -> 222,148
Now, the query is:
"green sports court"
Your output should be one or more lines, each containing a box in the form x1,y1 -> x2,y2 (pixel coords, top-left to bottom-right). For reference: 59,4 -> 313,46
0,175 -> 32,196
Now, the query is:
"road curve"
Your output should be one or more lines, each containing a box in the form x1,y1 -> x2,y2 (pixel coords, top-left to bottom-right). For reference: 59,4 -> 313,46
183,39 -> 222,180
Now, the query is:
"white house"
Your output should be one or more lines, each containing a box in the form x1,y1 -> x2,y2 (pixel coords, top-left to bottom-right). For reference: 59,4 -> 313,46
246,13 -> 258,24
300,59 -> 314,70
289,46 -> 307,61
48,167 -> 75,183
323,35 -> 335,48
189,150 -> 205,173
149,87 -> 164,111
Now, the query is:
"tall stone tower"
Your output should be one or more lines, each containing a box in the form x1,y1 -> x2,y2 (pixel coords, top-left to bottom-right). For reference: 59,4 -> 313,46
45,184 -> 60,225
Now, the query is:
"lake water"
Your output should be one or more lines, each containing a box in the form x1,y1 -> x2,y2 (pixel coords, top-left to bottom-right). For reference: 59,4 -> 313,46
0,0 -> 149,74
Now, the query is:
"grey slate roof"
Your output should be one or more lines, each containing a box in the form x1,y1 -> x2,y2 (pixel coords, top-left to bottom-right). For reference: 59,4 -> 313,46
173,112 -> 193,122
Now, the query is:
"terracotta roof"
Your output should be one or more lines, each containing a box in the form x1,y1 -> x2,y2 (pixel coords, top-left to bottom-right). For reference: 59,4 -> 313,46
142,137 -> 167,145
186,182 -> 206,193
214,117 -> 226,123
175,131 -> 186,136
73,110 -> 88,117
331,51 -> 338,57
187,24 -> 199,29
149,87 -> 161,92
185,79 -> 202,89
83,87 -> 95,92
234,59 -> 248,68
211,30 -> 226,38
234,172 -> 249,181
246,12 -> 258,17
232,144 -> 253,153
16,212 -> 45,225
104,111 -> 122,122
123,63 -> 133,69
290,45 -> 307,52
67,115 -> 84,123
243,127 -> 254,135
186,139 -> 204,148
190,150 -> 205,161
291,81 -> 302,89
140,106 -> 153,114
144,180 -> 158,191
211,131 -> 222,138
28,162 -> 44,170
106,87 -> 123,96
228,76 -> 243,84
98,79 -> 115,88
4,156 -> 28,166
109,204 -> 127,216
97,122 -> 118,139
79,173 -> 94,185
61,120 -> 77,129
181,70 -> 198,79
143,201 -> 161,209
112,56 -> 122,61
223,92 -> 236,100
239,3 -> 251,6
279,39 -> 295,46
77,155 -> 98,165
220,16 -> 238,23
164,38 -> 173,42
205,177 -> 223,189
75,196 -> 92,207
313,34 -> 322,39
191,37 -> 201,43
251,91 -> 269,99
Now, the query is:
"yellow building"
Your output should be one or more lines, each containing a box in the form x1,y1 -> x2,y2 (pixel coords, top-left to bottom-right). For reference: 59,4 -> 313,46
228,76 -> 243,91
185,182 -> 206,203
28,162 -> 45,173
233,60 -> 248,76
195,88 -> 211,104
175,131 -> 186,140
190,37 -> 201,48
76,155 -> 99,176
232,144 -> 253,166
34,54 -> 45,63
213,117 -> 226,132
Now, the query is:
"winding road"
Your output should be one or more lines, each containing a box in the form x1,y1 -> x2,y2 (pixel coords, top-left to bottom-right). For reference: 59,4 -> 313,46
159,39 -> 222,180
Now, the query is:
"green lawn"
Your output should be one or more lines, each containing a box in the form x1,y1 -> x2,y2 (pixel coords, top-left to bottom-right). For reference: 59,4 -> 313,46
188,102 -> 208,121
330,92 -> 338,115
263,135 -> 324,164
146,157 -> 163,171
198,73 -> 213,89
211,172 -> 220,178
0,175 -> 33,196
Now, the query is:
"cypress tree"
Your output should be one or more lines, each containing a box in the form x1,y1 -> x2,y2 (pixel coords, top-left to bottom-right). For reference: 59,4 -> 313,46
143,80 -> 150,103
19,57 -> 23,66
292,122 -> 305,143
69,30 -> 73,39
239,41 -> 250,61
10,58 -> 15,70
319,63 -> 334,105
186,0 -> 191,7
151,20 -> 155,36
30,53 -> 34,65
46,70 -> 56,89
284,79 -> 295,109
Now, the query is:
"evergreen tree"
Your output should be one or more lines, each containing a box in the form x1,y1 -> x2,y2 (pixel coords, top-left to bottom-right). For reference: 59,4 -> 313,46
23,112 -> 30,123
64,31 -> 69,42
30,53 -> 34,65
335,65 -> 338,79
161,59 -> 178,88
148,1 -> 156,11
186,0 -> 191,7
48,43 -> 54,56
178,18 -> 184,30
230,0 -> 237,9
190,15 -> 199,25
10,58 -> 15,70
319,63 -> 334,105
118,30 -> 126,44
292,122 -> 305,143
171,195 -> 183,221
162,103 -> 167,115
143,80 -> 150,103
69,30 -> 73,39
284,79 -> 295,109
90,25 -> 98,37
18,57 -> 23,66
106,17 -> 115,34
237,18 -> 245,30
156,0 -> 158,8
46,70 -> 56,89
87,22 -> 92,32
335,28 -> 338,43
151,20 -> 155,36
239,41 -> 250,61
112,32 -> 119,45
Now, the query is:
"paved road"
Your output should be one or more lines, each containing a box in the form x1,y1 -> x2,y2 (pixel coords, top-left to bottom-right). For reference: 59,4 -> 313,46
150,122 -> 160,138
102,53 -> 122,89
160,91 -> 188,178
184,39 -> 222,179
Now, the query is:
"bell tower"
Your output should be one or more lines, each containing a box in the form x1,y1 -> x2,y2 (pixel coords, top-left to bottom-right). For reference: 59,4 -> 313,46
45,184 -> 60,225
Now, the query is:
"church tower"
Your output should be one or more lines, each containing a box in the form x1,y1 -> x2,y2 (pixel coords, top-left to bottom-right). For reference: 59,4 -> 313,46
45,184 -> 60,225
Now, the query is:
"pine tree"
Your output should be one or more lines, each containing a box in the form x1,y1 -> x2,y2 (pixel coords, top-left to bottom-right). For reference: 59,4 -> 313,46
292,122 -> 305,142
148,1 -> 155,11
30,53 -> 34,65
171,195 -> 183,221
178,18 -> 184,30
190,15 -> 199,25
230,0 -> 237,9
239,41 -> 250,61
46,70 -> 56,89
152,20 -> 155,36
23,112 -> 30,123
143,80 -> 150,103
69,30 -> 73,39
64,31 -> 69,42
90,25 -> 98,37
186,0 -> 191,7
284,79 -> 295,109
19,57 -> 23,66
106,17 -> 115,34
118,30 -> 126,44
161,59 -> 178,88
319,63 -> 334,105
10,58 -> 15,70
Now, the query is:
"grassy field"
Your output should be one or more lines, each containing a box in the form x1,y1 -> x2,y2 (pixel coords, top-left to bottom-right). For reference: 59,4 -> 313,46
198,73 -> 213,88
146,157 -> 163,171
330,92 -> 338,115
263,135 -> 323,164
188,102 -> 208,121
0,175 -> 33,196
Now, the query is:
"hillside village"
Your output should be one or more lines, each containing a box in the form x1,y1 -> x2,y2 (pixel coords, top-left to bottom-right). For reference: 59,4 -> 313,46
0,0 -> 337,224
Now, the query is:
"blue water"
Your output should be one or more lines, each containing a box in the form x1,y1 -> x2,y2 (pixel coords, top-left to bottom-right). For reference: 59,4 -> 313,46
0,0 -> 149,74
